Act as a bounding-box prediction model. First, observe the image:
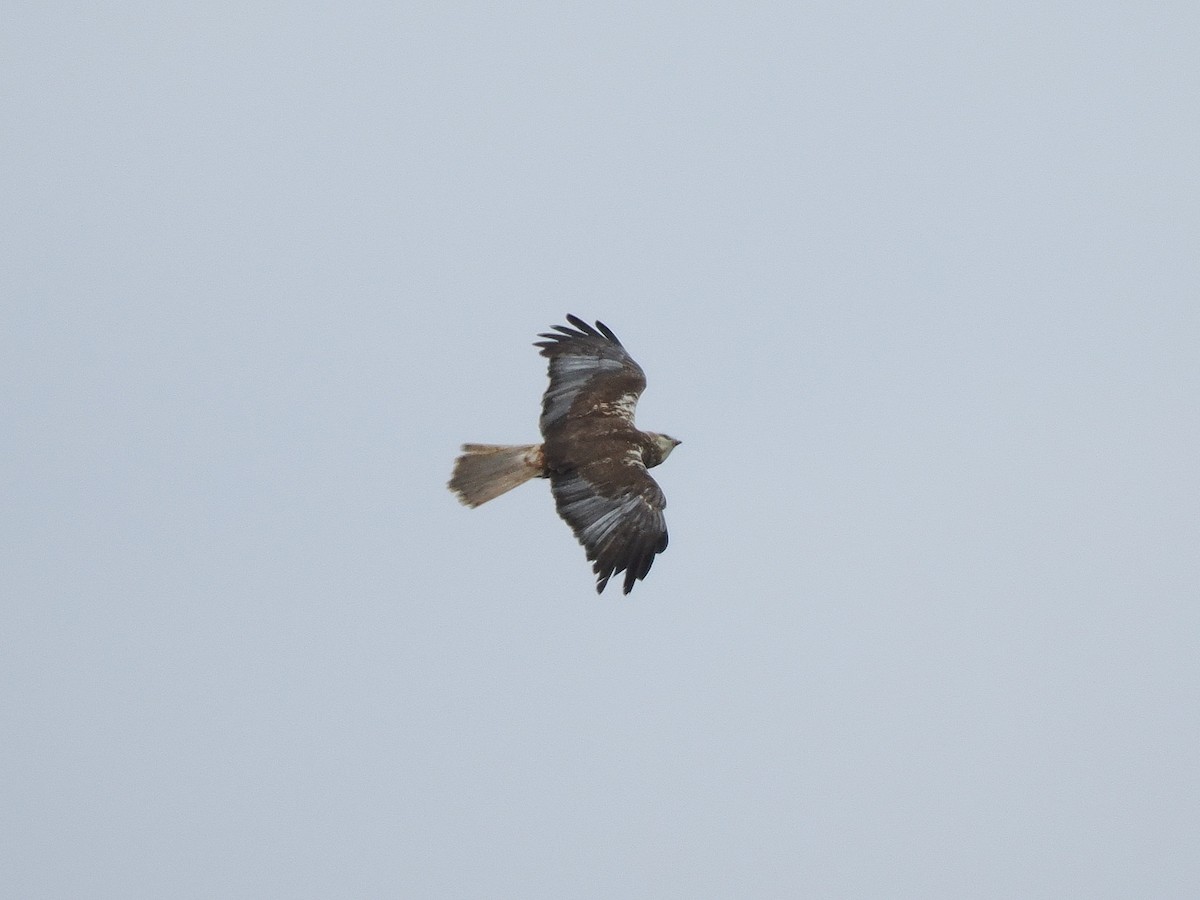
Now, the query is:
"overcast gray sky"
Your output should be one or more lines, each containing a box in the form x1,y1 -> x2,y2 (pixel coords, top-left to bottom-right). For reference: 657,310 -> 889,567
4,2 -> 1198,898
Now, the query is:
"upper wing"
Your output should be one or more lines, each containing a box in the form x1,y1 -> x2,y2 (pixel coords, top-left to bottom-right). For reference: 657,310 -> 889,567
551,458 -> 668,595
534,315 -> 646,437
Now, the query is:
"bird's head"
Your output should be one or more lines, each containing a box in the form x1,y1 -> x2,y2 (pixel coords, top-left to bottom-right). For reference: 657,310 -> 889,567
650,433 -> 682,462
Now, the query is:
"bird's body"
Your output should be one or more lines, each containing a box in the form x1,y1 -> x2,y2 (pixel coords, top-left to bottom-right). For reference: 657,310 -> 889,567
449,315 -> 680,594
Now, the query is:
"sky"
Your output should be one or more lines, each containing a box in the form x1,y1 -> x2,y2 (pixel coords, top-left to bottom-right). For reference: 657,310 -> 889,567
3,2 -> 1198,897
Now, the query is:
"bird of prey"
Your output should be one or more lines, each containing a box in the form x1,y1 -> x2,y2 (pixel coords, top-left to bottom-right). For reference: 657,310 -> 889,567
449,315 -> 681,594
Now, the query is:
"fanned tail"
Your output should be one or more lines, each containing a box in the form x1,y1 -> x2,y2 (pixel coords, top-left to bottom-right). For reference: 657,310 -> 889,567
448,444 -> 544,507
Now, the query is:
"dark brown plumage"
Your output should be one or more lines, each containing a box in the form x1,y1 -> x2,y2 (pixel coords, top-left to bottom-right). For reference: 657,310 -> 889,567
449,315 -> 681,594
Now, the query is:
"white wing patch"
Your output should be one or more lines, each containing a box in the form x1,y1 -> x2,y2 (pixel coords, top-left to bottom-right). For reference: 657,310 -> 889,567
594,391 -> 640,421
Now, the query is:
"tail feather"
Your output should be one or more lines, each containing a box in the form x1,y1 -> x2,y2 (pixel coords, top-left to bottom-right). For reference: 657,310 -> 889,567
449,444 -> 544,507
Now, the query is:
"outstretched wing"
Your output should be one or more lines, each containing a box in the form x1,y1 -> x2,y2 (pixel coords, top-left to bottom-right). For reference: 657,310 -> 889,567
536,315 -> 669,594
550,459 -> 668,595
534,314 -> 646,437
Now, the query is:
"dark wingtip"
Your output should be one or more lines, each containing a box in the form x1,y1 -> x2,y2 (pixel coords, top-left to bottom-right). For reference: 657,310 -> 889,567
534,315 -> 622,348
594,319 -> 622,345
622,568 -> 646,594
565,313 -> 588,329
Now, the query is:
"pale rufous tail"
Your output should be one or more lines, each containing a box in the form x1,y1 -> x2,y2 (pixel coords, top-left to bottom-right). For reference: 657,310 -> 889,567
449,444 -> 544,507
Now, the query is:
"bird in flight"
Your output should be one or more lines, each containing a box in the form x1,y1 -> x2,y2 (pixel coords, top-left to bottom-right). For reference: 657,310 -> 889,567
449,315 -> 681,594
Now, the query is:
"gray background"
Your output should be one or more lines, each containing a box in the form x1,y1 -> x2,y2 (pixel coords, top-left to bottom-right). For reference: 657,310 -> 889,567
4,3 -> 1198,897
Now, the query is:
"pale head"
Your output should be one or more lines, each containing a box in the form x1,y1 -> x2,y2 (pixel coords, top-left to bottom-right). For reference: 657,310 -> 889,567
650,432 -> 682,462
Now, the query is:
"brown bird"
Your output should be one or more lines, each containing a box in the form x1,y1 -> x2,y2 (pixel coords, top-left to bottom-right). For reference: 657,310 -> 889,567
449,315 -> 681,594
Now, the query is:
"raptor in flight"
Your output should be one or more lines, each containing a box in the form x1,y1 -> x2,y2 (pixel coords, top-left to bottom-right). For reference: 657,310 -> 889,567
449,315 -> 681,594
